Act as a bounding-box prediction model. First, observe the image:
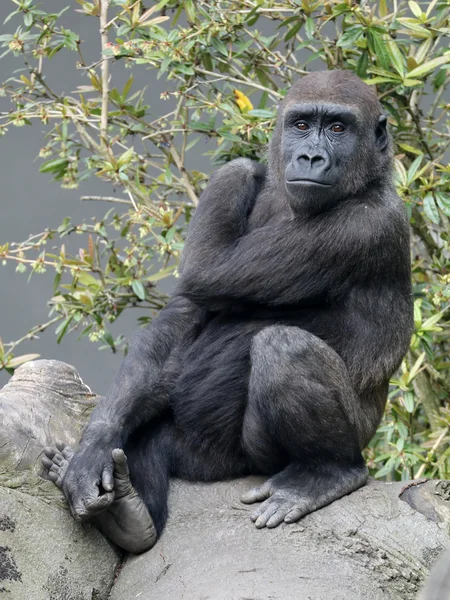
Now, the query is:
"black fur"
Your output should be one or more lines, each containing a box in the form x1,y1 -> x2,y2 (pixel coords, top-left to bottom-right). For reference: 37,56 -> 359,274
56,71 -> 413,539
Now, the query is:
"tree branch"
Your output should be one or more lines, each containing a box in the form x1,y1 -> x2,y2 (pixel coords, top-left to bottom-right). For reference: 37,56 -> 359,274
100,0 -> 110,147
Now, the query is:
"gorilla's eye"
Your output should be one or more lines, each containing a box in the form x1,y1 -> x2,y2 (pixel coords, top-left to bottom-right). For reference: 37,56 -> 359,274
296,122 -> 309,131
331,124 -> 344,133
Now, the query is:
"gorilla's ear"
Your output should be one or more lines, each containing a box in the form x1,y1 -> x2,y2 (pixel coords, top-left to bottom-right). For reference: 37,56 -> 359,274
375,115 -> 388,151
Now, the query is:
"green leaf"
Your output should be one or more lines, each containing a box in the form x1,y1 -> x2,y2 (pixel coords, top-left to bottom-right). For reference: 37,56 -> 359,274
403,391 -> 415,413
402,78 -> 423,87
408,1 -> 423,19
284,20 -> 302,42
132,280 -> 146,300
423,193 -> 440,224
39,158 -> 69,173
356,51 -> 368,77
247,109 -> 275,119
336,26 -> 364,48
375,457 -> 396,478
407,54 -> 450,79
211,37 -> 228,57
102,330 -> 115,349
122,75 -> 133,99
365,76 -> 401,85
386,41 -> 405,76
397,143 -> 422,155
435,192 -> 450,217
406,154 -> 424,183
421,312 -> 444,330
305,17 -> 315,40
413,300 -> 422,330
372,33 -> 391,71
415,38 -> 432,64
397,421 -> 409,440
433,69 -> 446,91
56,316 -> 73,344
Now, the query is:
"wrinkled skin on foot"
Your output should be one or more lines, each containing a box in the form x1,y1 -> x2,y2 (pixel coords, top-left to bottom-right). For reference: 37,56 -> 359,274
42,443 -> 157,554
42,442 -> 115,520
241,463 -> 368,529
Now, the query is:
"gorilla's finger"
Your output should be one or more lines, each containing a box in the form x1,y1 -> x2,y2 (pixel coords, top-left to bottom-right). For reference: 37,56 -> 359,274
284,506 -> 306,524
266,505 -> 291,528
101,466 -> 114,492
51,454 -> 64,467
55,441 -> 75,460
250,497 -> 273,522
70,500 -> 88,521
254,501 -> 282,529
43,446 -> 58,459
85,492 -> 115,513
47,471 -> 59,483
41,456 -> 53,470
241,483 -> 271,504
112,448 -> 129,474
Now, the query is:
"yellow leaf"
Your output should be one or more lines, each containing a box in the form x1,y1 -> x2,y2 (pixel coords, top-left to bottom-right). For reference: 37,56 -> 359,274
234,89 -> 253,112
407,56 -> 418,71
379,0 -> 388,17
20,74 -> 32,86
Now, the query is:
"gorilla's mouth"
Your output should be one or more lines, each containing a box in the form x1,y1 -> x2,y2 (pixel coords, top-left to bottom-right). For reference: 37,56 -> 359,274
286,179 -> 332,187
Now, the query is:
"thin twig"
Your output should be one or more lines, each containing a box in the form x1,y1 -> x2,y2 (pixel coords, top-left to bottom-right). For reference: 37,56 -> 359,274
169,142 -> 199,206
100,0 -> 110,146
5,317 -> 61,356
194,67 -> 282,99
81,196 -> 132,205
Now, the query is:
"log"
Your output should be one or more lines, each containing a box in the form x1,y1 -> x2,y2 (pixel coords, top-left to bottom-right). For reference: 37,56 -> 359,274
0,360 -> 449,599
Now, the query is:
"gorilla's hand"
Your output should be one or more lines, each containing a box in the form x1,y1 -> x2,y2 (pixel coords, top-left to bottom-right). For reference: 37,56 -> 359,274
206,157 -> 266,216
57,441 -> 116,520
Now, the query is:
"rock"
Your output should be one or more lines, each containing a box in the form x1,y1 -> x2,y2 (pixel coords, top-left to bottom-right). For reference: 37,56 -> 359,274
110,477 -> 450,600
1,359 -> 450,599
0,359 -> 96,503
0,486 -> 119,599
0,360 -> 121,599
418,547 -> 450,600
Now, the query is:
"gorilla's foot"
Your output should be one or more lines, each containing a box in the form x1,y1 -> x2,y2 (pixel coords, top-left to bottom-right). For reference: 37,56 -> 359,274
241,462 -> 368,529
42,444 -> 157,554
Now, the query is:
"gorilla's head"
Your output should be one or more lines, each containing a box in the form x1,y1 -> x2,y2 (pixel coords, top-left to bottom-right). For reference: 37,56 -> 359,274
268,71 -> 392,214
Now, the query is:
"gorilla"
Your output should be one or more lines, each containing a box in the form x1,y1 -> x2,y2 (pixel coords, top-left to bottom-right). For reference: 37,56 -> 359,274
42,70 -> 413,554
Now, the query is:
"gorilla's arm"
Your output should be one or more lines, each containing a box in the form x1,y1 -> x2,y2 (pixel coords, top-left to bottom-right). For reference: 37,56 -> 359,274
179,159 -> 407,307
56,295 -> 206,519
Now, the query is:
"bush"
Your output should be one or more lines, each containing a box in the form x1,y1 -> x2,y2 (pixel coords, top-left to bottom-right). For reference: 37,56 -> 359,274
0,0 -> 449,480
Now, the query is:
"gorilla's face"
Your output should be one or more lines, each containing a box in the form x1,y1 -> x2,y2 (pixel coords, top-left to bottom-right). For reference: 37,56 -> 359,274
282,102 -> 388,211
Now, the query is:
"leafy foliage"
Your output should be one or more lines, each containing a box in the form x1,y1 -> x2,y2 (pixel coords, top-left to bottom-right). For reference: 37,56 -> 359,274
0,0 -> 449,480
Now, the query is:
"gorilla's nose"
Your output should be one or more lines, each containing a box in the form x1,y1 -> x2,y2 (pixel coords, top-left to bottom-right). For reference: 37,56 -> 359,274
296,151 -> 330,176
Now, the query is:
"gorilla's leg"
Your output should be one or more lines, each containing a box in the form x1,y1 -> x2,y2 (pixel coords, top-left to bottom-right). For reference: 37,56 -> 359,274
42,421 -> 174,553
241,325 -> 368,529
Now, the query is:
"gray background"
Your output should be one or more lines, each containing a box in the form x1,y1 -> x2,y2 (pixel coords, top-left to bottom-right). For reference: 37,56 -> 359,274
0,0 -> 184,393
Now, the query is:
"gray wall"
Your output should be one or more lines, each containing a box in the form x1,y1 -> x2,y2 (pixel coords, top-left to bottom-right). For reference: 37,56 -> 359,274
0,1 -> 182,393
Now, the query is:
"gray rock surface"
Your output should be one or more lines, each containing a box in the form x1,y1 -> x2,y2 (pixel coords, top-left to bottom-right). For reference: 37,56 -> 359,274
0,486 -> 119,599
1,359 -> 450,599
0,360 -> 120,599
0,359 -> 96,502
110,477 -> 450,600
